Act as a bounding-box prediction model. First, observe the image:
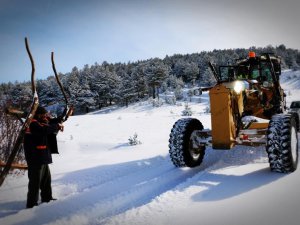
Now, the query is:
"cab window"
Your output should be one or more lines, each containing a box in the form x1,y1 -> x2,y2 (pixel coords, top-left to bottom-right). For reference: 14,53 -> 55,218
250,64 -> 260,79
261,62 -> 272,81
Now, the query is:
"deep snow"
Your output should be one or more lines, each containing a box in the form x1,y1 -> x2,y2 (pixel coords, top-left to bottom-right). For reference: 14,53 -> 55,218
0,70 -> 300,225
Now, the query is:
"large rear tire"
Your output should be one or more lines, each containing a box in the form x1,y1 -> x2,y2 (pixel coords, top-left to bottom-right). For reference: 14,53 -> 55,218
266,113 -> 298,173
169,118 -> 205,167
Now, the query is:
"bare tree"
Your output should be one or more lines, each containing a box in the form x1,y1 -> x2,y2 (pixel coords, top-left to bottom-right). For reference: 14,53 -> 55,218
0,103 -> 25,169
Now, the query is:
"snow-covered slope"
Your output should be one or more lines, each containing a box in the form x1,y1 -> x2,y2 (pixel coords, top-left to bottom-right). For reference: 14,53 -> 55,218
0,70 -> 300,225
281,70 -> 300,105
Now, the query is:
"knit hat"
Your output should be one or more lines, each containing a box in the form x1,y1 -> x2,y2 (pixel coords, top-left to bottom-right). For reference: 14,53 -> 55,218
35,106 -> 48,115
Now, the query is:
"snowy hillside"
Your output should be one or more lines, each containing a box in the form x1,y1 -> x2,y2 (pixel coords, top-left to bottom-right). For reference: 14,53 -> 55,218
281,70 -> 300,104
0,70 -> 300,225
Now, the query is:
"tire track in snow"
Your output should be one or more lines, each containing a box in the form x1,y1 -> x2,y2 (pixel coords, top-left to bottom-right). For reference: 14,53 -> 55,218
98,146 -> 270,225
52,156 -> 170,197
95,146 -> 269,224
46,150 -> 227,225
1,152 -> 223,225
0,145 -> 266,225
47,163 -> 215,225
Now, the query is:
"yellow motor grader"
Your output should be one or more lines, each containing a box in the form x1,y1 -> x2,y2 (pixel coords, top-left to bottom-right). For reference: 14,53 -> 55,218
169,52 -> 299,173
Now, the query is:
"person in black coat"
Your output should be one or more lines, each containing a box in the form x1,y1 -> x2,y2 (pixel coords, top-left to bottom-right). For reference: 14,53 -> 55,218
24,106 -> 63,208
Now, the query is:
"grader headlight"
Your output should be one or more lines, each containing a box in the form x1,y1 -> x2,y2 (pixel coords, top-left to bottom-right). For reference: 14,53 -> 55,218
233,81 -> 245,94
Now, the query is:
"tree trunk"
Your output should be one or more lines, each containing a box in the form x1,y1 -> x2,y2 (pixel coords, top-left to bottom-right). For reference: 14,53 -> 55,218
152,85 -> 156,99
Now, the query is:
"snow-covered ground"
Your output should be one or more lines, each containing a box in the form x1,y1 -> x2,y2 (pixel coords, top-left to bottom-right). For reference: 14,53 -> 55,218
1,70 -> 300,225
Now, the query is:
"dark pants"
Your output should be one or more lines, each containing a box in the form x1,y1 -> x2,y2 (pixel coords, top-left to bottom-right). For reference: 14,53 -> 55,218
27,164 -> 52,208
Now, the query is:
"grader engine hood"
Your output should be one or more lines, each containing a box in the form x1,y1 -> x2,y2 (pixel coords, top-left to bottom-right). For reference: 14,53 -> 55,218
209,82 -> 244,149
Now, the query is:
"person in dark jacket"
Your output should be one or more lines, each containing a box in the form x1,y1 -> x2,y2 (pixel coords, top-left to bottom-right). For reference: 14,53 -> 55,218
24,106 -> 63,208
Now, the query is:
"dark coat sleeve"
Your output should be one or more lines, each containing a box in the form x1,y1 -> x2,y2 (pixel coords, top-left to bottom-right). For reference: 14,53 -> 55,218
30,121 -> 59,135
24,120 -> 61,165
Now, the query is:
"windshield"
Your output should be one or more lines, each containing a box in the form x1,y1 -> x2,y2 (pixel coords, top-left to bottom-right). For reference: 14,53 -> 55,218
219,66 -> 249,81
219,63 -> 273,82
219,66 -> 236,81
290,101 -> 300,108
259,62 -> 272,82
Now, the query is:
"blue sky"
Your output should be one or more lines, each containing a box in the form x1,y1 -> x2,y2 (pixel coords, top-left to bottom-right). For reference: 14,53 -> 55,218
0,0 -> 300,83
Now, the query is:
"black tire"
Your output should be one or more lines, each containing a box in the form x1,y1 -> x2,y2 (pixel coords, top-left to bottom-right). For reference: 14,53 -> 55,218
169,118 -> 205,167
266,113 -> 298,173
294,113 -> 300,132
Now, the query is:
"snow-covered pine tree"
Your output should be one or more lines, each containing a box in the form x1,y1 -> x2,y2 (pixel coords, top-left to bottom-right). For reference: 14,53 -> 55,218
8,82 -> 32,109
181,102 -> 193,116
131,66 -> 148,99
117,71 -> 136,107
128,133 -> 141,145
183,62 -> 199,85
173,59 -> 186,79
201,67 -> 216,87
66,66 -> 96,113
37,76 -> 61,106
144,59 -> 169,99
90,64 -> 120,109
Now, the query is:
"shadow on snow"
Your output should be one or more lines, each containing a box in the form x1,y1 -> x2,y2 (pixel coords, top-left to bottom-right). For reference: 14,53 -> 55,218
0,146 -> 288,225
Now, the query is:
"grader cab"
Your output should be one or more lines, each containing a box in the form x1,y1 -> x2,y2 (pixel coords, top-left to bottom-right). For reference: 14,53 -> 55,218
169,52 -> 299,173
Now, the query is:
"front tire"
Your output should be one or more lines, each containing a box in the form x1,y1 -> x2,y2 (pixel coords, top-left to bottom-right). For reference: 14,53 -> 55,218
266,113 -> 298,173
169,118 -> 205,167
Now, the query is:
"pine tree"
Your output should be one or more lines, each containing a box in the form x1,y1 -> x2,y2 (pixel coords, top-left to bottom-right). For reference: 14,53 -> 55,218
144,59 -> 169,99
183,62 -> 199,85
117,71 -> 136,107
201,68 -> 216,87
90,65 -> 120,109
